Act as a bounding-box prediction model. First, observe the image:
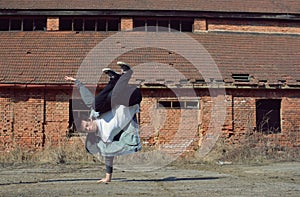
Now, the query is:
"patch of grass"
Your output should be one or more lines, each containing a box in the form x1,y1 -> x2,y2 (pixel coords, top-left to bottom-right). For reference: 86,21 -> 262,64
0,137 -> 96,165
205,130 -> 300,164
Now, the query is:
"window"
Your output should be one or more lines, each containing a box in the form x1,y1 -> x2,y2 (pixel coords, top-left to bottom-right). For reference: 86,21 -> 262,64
0,18 -> 9,31
107,18 -> 119,31
59,17 -> 120,31
256,99 -> 281,134
84,19 -> 96,31
10,18 -> 22,31
34,18 -> 46,31
73,18 -> 83,31
170,20 -> 180,32
181,20 -> 194,32
59,18 -> 72,30
0,17 -> 46,31
97,19 -> 106,31
157,99 -> 199,109
133,18 -> 194,32
133,19 -> 146,31
23,18 -> 34,31
68,99 -> 90,136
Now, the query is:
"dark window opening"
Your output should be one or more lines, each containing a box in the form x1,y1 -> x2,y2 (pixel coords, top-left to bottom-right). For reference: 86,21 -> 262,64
158,20 -> 169,32
172,101 -> 181,108
74,18 -> 83,31
256,99 -> 281,134
157,100 -> 199,109
97,19 -> 106,31
170,20 -> 180,32
68,99 -> 90,136
133,18 -> 193,32
0,17 -> 46,31
107,19 -> 119,31
10,19 -> 22,31
0,19 -> 9,31
23,18 -> 33,31
34,18 -> 46,31
181,20 -> 193,32
147,19 -> 157,32
84,19 -> 96,31
133,19 -> 146,31
59,18 -> 72,31
59,17 -> 119,31
158,101 -> 172,108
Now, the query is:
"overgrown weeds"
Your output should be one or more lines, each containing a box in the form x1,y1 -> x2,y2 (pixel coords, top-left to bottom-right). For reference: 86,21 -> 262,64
0,137 -> 96,165
210,129 -> 300,164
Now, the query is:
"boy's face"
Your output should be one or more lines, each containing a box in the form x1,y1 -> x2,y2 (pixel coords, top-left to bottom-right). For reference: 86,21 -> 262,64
81,120 -> 97,132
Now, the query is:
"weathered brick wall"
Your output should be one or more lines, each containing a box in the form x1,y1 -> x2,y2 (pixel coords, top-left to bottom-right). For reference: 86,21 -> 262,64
0,88 -> 14,151
47,17 -> 59,31
121,17 -> 133,31
44,90 -> 70,146
140,89 -> 200,155
0,87 -> 69,151
0,87 -> 299,153
207,19 -> 300,34
224,89 -> 300,148
13,89 -> 44,150
194,18 -> 207,32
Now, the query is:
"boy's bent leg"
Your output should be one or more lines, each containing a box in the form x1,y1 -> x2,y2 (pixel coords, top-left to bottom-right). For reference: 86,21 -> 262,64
129,87 -> 142,106
111,70 -> 135,107
94,76 -> 120,113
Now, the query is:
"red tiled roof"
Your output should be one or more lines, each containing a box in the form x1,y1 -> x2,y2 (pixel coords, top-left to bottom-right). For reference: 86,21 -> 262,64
1,0 -> 300,14
0,31 -> 299,88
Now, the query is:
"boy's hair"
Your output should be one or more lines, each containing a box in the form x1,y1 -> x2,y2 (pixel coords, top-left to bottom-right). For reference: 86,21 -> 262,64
74,114 -> 89,132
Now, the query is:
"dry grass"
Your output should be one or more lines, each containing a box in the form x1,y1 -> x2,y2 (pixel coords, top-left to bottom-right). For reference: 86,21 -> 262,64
0,138 -> 96,165
1,129 -> 299,166
207,130 -> 300,164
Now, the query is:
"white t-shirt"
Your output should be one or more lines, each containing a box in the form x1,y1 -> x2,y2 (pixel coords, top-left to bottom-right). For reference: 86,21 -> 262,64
96,104 -> 139,142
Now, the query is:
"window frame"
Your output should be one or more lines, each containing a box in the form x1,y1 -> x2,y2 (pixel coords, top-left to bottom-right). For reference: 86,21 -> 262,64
157,99 -> 199,109
0,16 -> 46,31
133,17 -> 194,32
59,16 -> 120,32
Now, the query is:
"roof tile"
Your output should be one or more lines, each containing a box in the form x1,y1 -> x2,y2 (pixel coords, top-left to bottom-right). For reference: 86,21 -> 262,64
0,31 -> 299,88
1,0 -> 300,14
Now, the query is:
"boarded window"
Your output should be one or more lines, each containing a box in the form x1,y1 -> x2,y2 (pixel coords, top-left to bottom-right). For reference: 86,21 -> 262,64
256,99 -> 281,134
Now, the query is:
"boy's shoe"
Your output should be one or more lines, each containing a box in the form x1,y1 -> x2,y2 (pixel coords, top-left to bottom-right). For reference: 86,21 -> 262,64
102,68 -> 119,78
117,61 -> 131,73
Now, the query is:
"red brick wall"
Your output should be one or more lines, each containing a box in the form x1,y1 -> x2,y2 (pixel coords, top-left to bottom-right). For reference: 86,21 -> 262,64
206,19 -> 300,34
121,17 -> 133,31
0,87 -> 69,151
0,87 -> 299,153
139,89 -> 200,155
43,90 -> 69,146
47,17 -> 59,31
224,89 -> 300,147
0,88 -> 14,151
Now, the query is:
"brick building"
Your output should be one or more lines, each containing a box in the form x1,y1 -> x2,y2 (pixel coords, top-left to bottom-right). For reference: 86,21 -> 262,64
0,0 -> 300,156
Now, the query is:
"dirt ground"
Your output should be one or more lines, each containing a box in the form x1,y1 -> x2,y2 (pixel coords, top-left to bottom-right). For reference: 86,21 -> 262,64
0,161 -> 299,197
